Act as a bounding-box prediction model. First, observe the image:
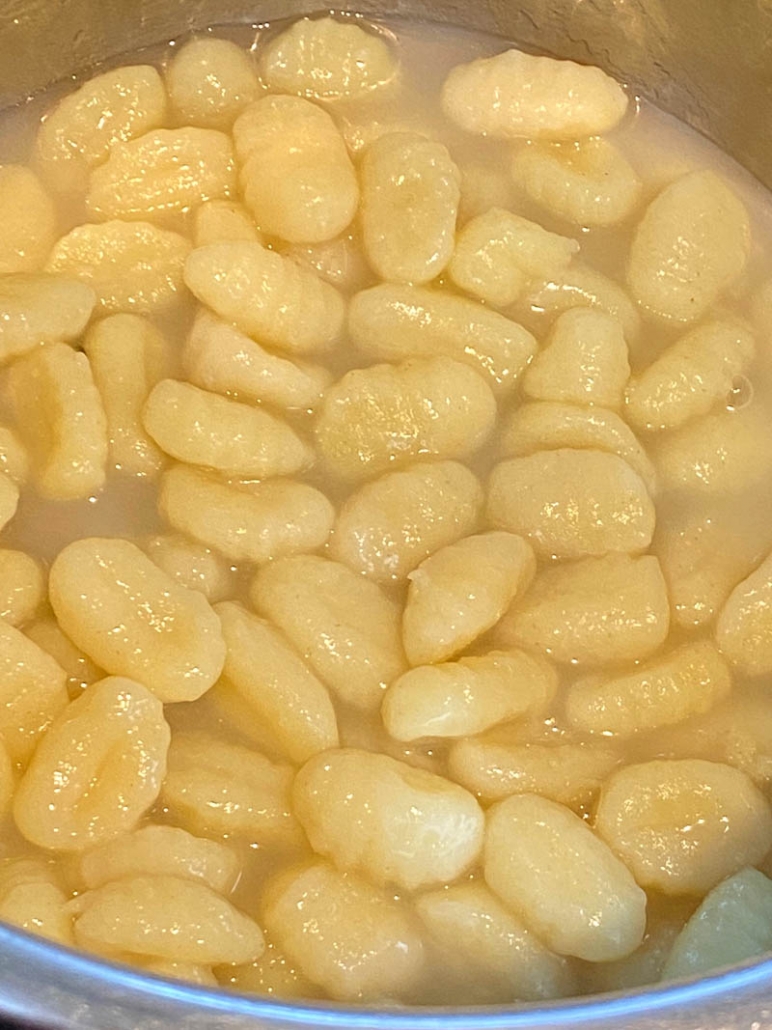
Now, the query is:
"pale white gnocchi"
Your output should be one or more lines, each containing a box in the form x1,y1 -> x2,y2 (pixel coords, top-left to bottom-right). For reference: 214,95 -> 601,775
167,38 -> 259,128
258,16 -> 398,99
360,132 -> 461,284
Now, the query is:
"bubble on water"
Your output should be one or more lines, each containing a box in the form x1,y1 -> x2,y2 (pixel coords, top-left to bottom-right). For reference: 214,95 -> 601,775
727,374 -> 754,411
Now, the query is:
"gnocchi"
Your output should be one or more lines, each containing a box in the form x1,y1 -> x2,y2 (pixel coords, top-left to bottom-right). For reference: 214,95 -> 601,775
216,600 -> 339,762
86,128 -> 237,221
360,132 -> 461,283
143,379 -> 313,478
512,138 -> 642,228
83,314 -> 169,477
184,241 -> 345,354
348,283 -> 538,395
628,171 -> 750,322
234,96 -> 358,244
261,860 -> 424,1002
252,554 -> 406,711
441,49 -> 628,140
184,308 -> 331,410
293,748 -> 484,891
383,649 -> 556,741
258,16 -> 398,99
484,793 -> 647,961
159,465 -> 334,564
167,38 -> 259,128
449,208 -> 578,307
523,308 -> 630,409
402,531 -> 536,666
487,449 -> 655,560
498,553 -> 670,665
595,759 -> 772,894
3,14 -> 772,1004
331,460 -> 484,582
46,220 -> 191,313
315,357 -> 496,480
13,677 -> 170,851
49,537 -> 226,703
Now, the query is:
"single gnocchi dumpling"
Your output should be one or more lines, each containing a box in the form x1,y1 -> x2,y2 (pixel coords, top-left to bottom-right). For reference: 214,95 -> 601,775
13,676 -> 170,851
349,283 -> 538,395
35,65 -> 168,193
512,138 -> 642,228
217,600 -> 339,763
234,96 -> 358,244
315,357 -> 496,480
72,875 -> 264,965
161,732 -> 302,846
0,165 -> 57,274
0,273 -> 95,365
160,465 -> 334,565
194,199 -> 262,246
441,48 -> 628,141
9,342 -> 108,501
261,860 -> 425,1002
0,619 -> 68,765
626,321 -> 755,432
565,640 -> 732,738
0,860 -> 73,946
49,537 -> 226,703
487,449 -> 655,560
252,554 -> 407,711
402,531 -> 536,666
519,263 -> 642,345
143,534 -> 235,604
500,402 -> 657,495
595,759 -> 772,895
78,824 -> 241,894
654,504 -> 766,630
416,882 -> 576,1004
523,309 -> 631,410
331,460 -> 484,582
484,793 -> 647,962
143,379 -> 313,479
449,734 -> 620,808
0,550 -> 45,628
167,38 -> 259,128
258,16 -> 398,99
654,409 -> 772,494
360,132 -> 461,284
662,868 -> 772,981
46,220 -> 192,313
86,128 -> 237,221
84,314 -> 170,477
716,551 -> 772,676
628,171 -> 750,322
448,207 -> 578,307
498,553 -> 670,666
293,748 -> 484,891
383,649 -> 556,742
184,309 -> 331,411
184,242 -> 345,354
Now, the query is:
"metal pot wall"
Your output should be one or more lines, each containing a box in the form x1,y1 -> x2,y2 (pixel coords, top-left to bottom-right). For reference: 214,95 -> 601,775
2,1 -> 772,1027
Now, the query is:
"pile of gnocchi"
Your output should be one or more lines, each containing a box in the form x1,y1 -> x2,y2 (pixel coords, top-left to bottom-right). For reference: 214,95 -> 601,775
1,10 -> 772,1008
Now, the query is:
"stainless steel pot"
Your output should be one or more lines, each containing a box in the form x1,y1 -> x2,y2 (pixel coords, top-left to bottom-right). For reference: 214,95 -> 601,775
2,1 -> 772,1027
